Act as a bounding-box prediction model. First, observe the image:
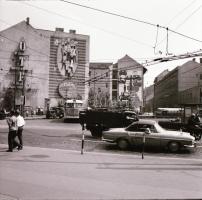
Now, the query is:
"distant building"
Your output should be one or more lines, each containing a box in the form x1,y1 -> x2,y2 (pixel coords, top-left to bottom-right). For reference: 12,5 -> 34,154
88,55 -> 147,112
0,18 -> 90,112
178,59 -> 202,105
89,62 -> 113,107
154,58 -> 202,114
154,67 -> 178,110
144,84 -> 154,113
116,55 -> 147,112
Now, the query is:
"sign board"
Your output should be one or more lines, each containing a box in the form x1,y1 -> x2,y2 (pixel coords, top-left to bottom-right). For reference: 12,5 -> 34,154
58,80 -> 78,99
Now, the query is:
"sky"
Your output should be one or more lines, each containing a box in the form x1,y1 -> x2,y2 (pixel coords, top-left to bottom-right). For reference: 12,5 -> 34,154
0,0 -> 202,87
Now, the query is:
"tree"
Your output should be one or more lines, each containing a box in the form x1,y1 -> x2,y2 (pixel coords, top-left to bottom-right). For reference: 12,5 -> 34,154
3,88 -> 14,111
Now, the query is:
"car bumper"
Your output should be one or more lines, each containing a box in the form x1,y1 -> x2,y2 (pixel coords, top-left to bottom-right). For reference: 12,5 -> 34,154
102,138 -> 115,143
184,141 -> 197,148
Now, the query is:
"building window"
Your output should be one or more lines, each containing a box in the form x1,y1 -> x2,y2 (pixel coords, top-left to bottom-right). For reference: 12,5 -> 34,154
112,81 -> 117,89
112,91 -> 117,100
112,70 -> 118,79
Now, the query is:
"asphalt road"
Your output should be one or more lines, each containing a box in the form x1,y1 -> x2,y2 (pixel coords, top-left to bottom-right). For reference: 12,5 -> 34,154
1,119 -> 202,199
1,144 -> 202,199
0,118 -> 202,159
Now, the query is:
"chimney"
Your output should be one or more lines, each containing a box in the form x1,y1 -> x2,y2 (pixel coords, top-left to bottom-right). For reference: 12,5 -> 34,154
69,29 -> 76,34
26,17 -> 30,25
55,27 -> 64,32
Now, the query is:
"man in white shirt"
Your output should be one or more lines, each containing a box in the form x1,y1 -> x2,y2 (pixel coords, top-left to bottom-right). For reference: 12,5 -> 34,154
16,110 -> 25,150
6,110 -> 21,152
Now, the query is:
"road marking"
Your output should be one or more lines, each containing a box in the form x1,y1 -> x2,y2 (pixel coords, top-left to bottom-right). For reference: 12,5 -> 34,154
69,138 -> 105,143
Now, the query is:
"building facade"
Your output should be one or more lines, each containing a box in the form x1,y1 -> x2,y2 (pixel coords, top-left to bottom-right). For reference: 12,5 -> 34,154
116,55 -> 147,112
89,62 -> 113,108
0,18 -> 90,112
178,59 -> 202,105
143,84 -> 154,113
154,67 -> 179,110
153,58 -> 202,115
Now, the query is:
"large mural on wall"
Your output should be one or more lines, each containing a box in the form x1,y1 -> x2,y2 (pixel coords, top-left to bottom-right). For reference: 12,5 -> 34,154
118,70 -> 143,110
55,38 -> 78,77
49,36 -> 87,102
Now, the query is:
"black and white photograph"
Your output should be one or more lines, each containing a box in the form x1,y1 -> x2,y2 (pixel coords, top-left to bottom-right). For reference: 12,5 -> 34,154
0,0 -> 202,199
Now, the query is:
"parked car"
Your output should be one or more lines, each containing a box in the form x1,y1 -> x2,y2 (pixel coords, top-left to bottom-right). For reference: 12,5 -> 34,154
36,107 -> 44,115
102,119 -> 196,152
46,107 -> 64,119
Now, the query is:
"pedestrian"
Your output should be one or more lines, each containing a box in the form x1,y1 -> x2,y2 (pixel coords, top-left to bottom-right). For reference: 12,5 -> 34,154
6,110 -> 21,152
16,109 -> 25,150
188,113 -> 196,127
195,113 -> 200,125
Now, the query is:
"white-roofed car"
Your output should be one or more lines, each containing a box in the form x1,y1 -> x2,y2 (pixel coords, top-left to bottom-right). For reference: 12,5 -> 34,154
102,120 -> 196,153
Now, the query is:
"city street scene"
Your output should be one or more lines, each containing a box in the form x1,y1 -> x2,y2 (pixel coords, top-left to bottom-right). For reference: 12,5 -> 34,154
0,0 -> 202,199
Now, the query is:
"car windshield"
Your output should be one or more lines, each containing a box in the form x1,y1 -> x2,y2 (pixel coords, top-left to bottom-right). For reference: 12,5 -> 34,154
126,121 -> 166,133
154,122 -> 165,133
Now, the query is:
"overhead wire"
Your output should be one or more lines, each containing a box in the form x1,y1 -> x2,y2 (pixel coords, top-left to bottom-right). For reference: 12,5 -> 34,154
165,0 -> 197,26
156,3 -> 202,48
60,0 -> 202,43
82,50 -> 202,85
19,2 -> 153,48
153,24 -> 160,55
1,2 -> 202,86
0,34 -> 50,58
174,4 -> 202,30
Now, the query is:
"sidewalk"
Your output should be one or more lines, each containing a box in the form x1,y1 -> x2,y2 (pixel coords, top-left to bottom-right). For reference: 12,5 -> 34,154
24,115 -> 46,120
0,144 -> 202,199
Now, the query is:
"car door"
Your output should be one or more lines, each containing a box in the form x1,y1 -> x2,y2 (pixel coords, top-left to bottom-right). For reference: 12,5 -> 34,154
142,124 -> 161,148
127,123 -> 161,148
126,123 -> 141,145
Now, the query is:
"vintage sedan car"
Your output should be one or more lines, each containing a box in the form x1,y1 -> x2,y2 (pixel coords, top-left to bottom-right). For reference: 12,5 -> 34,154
102,120 -> 196,152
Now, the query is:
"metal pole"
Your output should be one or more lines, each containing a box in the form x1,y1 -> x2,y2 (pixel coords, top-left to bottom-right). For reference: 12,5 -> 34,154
142,133 -> 146,159
22,70 -> 26,117
81,124 -> 85,154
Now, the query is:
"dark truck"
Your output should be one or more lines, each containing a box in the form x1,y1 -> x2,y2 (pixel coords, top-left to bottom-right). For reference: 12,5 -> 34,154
79,109 -> 138,137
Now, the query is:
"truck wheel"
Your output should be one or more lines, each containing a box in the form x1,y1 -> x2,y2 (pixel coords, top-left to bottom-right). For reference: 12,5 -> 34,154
168,141 -> 180,153
117,138 -> 129,150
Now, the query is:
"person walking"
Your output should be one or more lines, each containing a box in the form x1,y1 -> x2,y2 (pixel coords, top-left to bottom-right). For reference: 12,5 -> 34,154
6,110 -> 21,152
16,110 -> 25,150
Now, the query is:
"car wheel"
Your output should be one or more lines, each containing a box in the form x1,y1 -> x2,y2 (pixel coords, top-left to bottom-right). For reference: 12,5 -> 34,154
117,138 -> 129,150
168,141 -> 180,153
